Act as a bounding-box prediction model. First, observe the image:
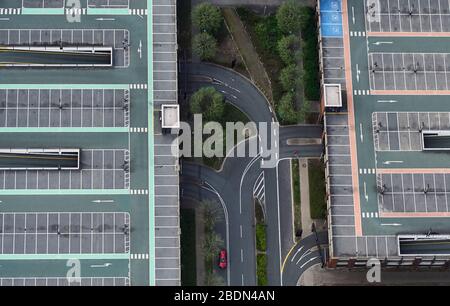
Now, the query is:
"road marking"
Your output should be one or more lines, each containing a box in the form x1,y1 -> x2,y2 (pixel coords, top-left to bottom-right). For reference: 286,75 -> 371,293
296,249 -> 312,265
290,246 -> 304,262
372,41 -> 393,45
383,160 -> 403,165
359,123 -> 364,143
138,40 -> 142,59
241,274 -> 244,285
91,200 -> 115,203
90,263 -> 112,268
364,182 -> 368,202
380,223 -> 402,226
240,249 -> 243,262
356,64 -> 360,82
300,256 -> 318,269
377,99 -> 397,103
95,18 -> 115,21
240,225 -> 243,238
352,6 -> 355,24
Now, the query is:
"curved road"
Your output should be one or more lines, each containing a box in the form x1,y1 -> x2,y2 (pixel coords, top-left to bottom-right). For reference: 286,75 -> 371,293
281,232 -> 328,286
180,62 -> 324,285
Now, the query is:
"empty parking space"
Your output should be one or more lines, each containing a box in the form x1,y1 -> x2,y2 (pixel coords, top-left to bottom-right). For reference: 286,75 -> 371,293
0,89 -> 129,128
88,0 -> 129,8
378,172 -> 450,213
0,149 -> 129,190
366,0 -> 450,33
22,0 -> 64,8
368,52 -> 450,91
0,212 -> 130,254
0,277 -> 129,286
373,112 -> 450,151
0,29 -> 129,68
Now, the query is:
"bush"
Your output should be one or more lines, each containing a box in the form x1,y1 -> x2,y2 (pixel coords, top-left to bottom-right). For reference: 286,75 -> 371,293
253,15 -> 282,58
277,92 -> 298,125
190,87 -> 225,122
257,254 -> 268,286
192,2 -> 223,35
193,32 -> 218,61
276,0 -> 304,34
277,35 -> 301,65
256,224 -> 266,252
279,64 -> 302,92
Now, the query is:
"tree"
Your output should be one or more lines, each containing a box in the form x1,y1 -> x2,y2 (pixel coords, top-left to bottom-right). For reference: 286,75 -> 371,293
190,87 -> 225,122
276,0 -> 304,34
204,271 -> 226,286
201,200 -> 223,232
202,232 -> 224,263
192,2 -> 223,35
298,99 -> 311,123
193,32 -> 218,61
277,35 -> 301,65
277,92 -> 298,125
279,64 -> 303,93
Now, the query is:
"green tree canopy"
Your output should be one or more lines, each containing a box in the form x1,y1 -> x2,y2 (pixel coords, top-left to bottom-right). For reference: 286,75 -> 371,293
190,87 -> 225,122
192,32 -> 218,61
276,0 -> 304,34
277,92 -> 298,125
192,2 -> 223,34
279,64 -> 303,93
277,35 -> 302,65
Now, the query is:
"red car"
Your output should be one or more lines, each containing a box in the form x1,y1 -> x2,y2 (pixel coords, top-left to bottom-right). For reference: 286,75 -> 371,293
219,249 -> 227,269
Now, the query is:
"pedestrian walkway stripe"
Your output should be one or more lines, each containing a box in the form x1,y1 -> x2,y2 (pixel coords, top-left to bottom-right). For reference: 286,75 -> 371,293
0,253 -> 130,260
0,84 -> 130,90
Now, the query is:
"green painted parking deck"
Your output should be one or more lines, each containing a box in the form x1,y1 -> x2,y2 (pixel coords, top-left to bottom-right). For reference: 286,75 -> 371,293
0,84 -> 130,90
87,8 -> 130,15
0,128 -> 129,133
147,0 -> 155,286
0,253 -> 130,260
21,8 -> 65,15
0,189 -> 130,195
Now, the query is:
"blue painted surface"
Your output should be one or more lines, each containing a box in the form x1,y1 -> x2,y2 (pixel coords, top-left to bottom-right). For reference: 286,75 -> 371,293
320,0 -> 343,37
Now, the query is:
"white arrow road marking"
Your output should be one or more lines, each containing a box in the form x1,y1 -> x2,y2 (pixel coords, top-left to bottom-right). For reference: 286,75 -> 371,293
356,64 -> 361,82
373,41 -> 393,45
377,100 -> 397,103
300,256 -> 318,269
380,223 -> 402,226
138,40 -> 142,59
96,18 -> 115,21
296,249 -> 312,265
352,6 -> 355,24
383,160 -> 403,165
291,246 -> 304,262
364,182 -> 369,202
90,263 -> 112,268
360,123 -> 364,143
91,200 -> 114,203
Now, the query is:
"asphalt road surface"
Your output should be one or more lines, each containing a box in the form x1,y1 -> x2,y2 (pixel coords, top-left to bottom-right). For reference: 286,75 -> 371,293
0,49 -> 111,65
180,62 -> 324,285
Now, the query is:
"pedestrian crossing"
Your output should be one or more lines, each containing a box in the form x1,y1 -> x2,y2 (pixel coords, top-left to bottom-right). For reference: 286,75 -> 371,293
353,89 -> 370,96
0,8 -> 21,15
350,31 -> 366,37
130,84 -> 147,90
130,253 -> 149,260
359,168 -> 376,175
130,189 -> 149,195
130,127 -> 148,133
362,212 -> 379,218
129,9 -> 147,16
65,8 -> 86,15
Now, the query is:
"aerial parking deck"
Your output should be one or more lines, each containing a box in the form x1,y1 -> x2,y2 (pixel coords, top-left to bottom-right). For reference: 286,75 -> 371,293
322,0 -> 450,268
0,46 -> 113,67
0,0 -> 180,286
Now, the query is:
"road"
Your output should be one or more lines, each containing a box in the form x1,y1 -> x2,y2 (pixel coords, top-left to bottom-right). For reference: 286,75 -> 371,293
0,49 -> 111,65
282,231 -> 328,286
180,62 -> 323,285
